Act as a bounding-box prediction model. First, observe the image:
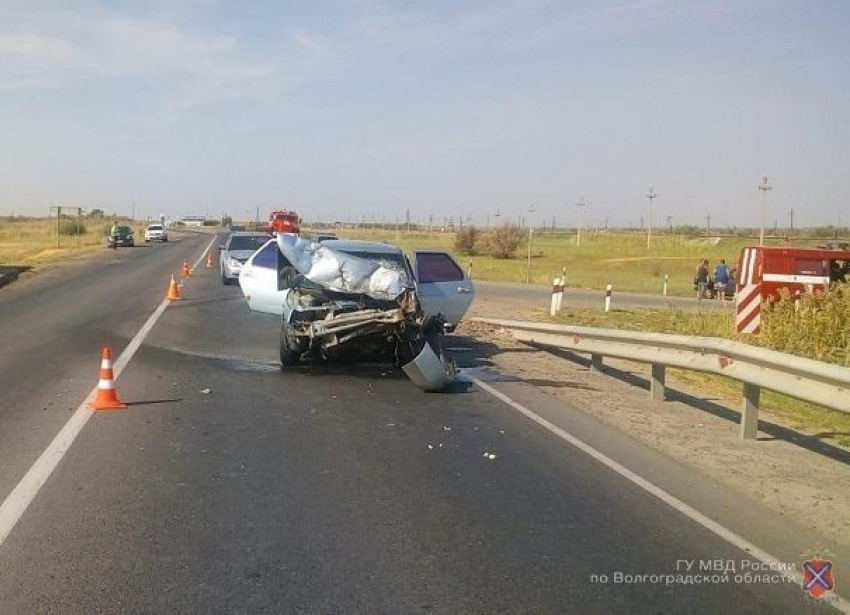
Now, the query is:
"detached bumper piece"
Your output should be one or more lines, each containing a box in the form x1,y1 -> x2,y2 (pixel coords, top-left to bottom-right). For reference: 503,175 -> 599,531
401,341 -> 455,392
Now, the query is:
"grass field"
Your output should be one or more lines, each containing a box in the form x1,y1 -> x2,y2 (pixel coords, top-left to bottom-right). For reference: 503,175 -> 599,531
0,217 -> 147,265
309,226 -> 810,295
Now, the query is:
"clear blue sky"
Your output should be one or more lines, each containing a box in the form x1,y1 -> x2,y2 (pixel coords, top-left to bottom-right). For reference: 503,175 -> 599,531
1,0 -> 848,228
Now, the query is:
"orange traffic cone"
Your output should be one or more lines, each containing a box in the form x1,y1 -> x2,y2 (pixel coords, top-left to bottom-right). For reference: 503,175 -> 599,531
182,260 -> 191,278
89,347 -> 126,410
166,273 -> 181,301
206,252 -> 213,268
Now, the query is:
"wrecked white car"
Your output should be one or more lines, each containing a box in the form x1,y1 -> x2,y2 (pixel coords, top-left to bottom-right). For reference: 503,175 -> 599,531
239,238 -> 475,328
271,235 -> 474,391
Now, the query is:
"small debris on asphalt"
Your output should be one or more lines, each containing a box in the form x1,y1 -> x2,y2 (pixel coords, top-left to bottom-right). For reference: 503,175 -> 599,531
386,423 -> 396,427
499,430 -> 506,435
427,444 -> 434,450
199,388 -> 212,394
443,426 -> 452,431
482,452 -> 497,460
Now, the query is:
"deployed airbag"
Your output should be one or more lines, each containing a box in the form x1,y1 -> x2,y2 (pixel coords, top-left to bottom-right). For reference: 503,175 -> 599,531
276,234 -> 409,300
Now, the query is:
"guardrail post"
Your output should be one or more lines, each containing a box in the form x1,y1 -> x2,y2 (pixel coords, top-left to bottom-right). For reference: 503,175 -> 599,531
591,353 -> 604,371
650,363 -> 666,400
741,382 -> 760,439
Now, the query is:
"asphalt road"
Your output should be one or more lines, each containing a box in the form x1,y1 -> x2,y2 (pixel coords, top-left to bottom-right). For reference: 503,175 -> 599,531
473,280 -> 733,311
0,234 -> 838,613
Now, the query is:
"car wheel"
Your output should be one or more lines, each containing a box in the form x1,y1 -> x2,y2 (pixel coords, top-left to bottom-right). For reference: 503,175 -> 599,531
163,238 -> 168,242
279,323 -> 303,366
221,269 -> 232,285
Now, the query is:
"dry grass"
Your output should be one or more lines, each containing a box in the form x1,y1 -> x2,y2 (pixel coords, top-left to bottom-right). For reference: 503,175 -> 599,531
310,226 -> 782,295
0,217 -> 147,265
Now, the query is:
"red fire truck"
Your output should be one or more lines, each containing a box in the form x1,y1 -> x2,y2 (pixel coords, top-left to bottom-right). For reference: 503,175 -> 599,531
737,245 -> 850,302
269,210 -> 301,235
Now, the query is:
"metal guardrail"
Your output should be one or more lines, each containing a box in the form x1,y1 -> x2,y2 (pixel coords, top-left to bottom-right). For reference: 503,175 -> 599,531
472,317 -> 850,439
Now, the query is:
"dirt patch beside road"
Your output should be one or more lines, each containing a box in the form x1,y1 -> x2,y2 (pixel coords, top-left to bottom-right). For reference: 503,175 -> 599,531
458,297 -> 850,548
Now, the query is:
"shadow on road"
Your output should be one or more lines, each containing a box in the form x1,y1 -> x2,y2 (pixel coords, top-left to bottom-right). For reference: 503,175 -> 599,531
124,398 -> 184,407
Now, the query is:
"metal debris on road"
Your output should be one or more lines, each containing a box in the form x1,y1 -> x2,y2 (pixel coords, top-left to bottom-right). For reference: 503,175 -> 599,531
199,388 -> 212,394
482,452 -> 497,460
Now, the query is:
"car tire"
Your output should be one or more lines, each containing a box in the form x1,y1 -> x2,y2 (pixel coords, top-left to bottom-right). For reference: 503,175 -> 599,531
221,270 -> 233,285
279,323 -> 303,366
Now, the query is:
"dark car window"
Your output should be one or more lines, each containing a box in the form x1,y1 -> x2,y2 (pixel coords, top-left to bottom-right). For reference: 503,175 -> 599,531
251,242 -> 277,269
416,252 -> 463,283
227,235 -> 268,251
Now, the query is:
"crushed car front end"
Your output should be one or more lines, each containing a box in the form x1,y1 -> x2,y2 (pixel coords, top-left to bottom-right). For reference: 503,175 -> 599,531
276,236 -> 455,391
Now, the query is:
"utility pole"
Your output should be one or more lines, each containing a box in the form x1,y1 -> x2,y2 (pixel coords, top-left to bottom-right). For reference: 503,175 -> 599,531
706,213 -> 711,240
788,206 -> 794,236
666,215 -> 673,233
759,176 -> 772,246
646,187 -> 657,249
575,198 -> 587,247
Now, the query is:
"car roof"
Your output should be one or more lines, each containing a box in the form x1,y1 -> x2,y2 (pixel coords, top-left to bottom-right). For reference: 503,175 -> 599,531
227,231 -> 269,238
321,239 -> 402,254
146,223 -> 163,228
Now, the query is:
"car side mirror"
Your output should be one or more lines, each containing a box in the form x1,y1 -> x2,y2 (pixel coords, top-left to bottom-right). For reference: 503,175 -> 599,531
218,245 -> 226,250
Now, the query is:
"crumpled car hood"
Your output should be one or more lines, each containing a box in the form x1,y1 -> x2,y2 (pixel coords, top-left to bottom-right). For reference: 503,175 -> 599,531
276,234 -> 410,300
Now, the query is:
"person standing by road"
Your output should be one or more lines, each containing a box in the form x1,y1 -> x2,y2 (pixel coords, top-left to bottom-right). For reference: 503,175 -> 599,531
109,220 -> 119,250
695,259 -> 709,300
714,259 -> 730,301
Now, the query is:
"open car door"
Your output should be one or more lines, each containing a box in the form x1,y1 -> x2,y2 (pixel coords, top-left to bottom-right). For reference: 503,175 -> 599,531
412,250 -> 475,328
238,239 -> 286,315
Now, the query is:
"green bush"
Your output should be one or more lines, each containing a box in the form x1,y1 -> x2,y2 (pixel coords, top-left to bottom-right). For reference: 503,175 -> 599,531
757,284 -> 850,365
454,226 -> 482,255
484,224 -> 525,259
58,218 -> 87,236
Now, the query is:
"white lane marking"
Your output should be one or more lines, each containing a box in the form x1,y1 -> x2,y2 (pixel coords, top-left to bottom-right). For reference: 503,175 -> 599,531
0,235 -> 217,549
470,377 -> 849,614
191,236 -> 218,274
